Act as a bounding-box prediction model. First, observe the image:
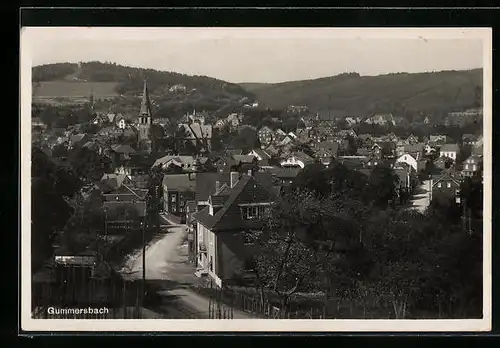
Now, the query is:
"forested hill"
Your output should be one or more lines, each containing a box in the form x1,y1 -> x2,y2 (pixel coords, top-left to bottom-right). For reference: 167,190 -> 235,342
240,69 -> 483,118
32,61 -> 253,99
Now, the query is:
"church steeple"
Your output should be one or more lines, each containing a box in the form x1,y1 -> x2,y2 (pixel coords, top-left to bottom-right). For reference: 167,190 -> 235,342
139,79 -> 152,118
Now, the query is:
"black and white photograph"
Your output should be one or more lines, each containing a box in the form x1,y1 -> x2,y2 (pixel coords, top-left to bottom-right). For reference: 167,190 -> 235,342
21,27 -> 492,332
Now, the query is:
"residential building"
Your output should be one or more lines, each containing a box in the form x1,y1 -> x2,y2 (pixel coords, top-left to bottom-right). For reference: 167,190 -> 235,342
193,172 -> 276,287
162,173 -> 197,215
462,155 -> 483,178
179,122 -> 213,152
462,134 -> 479,146
404,134 -> 419,145
365,113 -> 396,126
152,155 -> 198,172
429,135 -> 450,146
280,151 -> 315,169
445,108 -> 482,127
439,144 -> 460,161
257,126 -> 274,147
395,153 -> 418,172
431,170 -> 461,202
247,148 -> 271,166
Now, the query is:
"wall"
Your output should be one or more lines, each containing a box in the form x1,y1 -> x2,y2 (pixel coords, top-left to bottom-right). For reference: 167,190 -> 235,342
216,230 -> 256,284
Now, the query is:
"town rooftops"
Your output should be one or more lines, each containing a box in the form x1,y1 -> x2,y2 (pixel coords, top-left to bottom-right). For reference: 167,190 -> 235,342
152,155 -> 196,169
432,169 -> 461,187
403,143 -> 425,153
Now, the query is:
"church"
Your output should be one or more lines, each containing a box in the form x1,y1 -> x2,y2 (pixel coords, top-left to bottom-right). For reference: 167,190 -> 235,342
136,79 -> 155,154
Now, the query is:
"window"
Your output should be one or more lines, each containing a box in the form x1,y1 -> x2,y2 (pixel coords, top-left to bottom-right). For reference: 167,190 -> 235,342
245,206 -> 266,220
171,195 -> 177,203
437,183 -> 442,188
243,232 -> 254,245
447,182 -> 451,188
209,256 -> 213,271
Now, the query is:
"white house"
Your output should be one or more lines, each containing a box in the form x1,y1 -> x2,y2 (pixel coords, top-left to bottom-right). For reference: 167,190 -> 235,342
395,153 -> 418,172
439,144 -> 459,161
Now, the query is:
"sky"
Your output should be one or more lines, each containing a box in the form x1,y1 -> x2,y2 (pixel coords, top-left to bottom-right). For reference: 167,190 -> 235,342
22,27 -> 486,84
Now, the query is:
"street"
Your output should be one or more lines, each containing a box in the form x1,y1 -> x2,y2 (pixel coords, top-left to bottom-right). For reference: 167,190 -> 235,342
120,216 -> 256,319
408,179 -> 432,213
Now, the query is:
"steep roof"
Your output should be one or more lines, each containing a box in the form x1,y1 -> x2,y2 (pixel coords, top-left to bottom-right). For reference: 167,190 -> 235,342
317,141 -> 339,155
432,169 -> 461,187
110,144 -> 136,154
195,172 -> 230,202
403,143 -> 425,153
232,155 -> 256,164
194,174 -> 275,232
139,79 -> 153,117
153,155 -> 196,168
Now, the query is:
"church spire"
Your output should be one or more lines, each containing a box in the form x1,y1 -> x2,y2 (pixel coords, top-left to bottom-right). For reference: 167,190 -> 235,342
139,79 -> 152,117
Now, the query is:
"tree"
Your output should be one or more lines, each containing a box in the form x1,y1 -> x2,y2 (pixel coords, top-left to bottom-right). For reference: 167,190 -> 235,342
368,165 -> 399,209
68,146 -> 112,182
346,135 -> 358,156
231,127 -> 260,152
291,163 -> 331,198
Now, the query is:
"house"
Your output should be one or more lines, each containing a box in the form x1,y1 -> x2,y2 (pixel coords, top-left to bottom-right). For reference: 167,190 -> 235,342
227,113 -> 241,130
264,145 -> 280,157
162,173 -> 197,215
115,116 -> 127,129
98,173 -> 132,193
179,123 -> 213,152
445,108 -> 482,127
439,144 -> 459,161
462,155 -> 483,178
424,143 -> 436,156
247,148 -> 271,165
257,126 -> 274,147
429,135 -> 450,146
102,183 -> 148,229
186,200 -> 199,263
423,116 -> 431,124
152,155 -> 197,172
336,129 -> 357,139
344,117 -> 359,126
315,141 -> 339,159
434,156 -> 449,171
109,144 -> 136,165
462,134 -> 479,146
337,155 -> 369,170
395,153 -> 418,172
193,171 -> 276,287
386,132 -> 399,143
278,133 -> 296,147
69,133 -> 88,148
431,170 -> 462,202
401,143 -> 425,161
365,113 -> 396,126
214,119 -> 227,129
404,134 -> 419,145
280,152 -> 315,169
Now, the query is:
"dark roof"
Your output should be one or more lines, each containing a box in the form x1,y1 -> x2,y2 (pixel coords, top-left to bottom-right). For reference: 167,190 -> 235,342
194,174 -> 275,232
432,170 -> 461,187
162,173 -> 197,192
110,144 -> 136,154
195,172 -> 230,202
317,141 -> 340,154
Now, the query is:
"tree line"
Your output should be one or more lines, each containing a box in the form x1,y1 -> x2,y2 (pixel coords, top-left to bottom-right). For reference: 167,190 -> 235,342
244,160 -> 483,319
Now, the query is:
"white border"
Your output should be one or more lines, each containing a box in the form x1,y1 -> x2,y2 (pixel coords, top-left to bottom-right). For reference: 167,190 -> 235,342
20,27 -> 492,332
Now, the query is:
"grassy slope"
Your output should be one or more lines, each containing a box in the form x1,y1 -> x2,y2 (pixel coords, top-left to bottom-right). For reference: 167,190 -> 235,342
33,81 -> 119,98
241,69 -> 483,116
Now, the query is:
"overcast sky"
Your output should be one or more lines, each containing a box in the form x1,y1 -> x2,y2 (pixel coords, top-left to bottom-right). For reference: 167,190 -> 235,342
23,27 -> 486,84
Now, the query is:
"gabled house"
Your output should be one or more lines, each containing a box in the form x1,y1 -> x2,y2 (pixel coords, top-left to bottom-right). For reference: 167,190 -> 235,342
439,144 -> 460,161
395,153 -> 418,172
431,170 -> 462,202
401,143 -> 425,161
179,123 -> 213,152
115,115 -> 127,129
462,155 -> 483,178
194,172 -> 276,286
434,156 -> 450,171
162,173 -> 197,215
404,134 -> 419,145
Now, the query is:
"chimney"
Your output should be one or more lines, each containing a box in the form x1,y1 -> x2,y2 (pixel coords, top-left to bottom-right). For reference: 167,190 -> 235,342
215,180 -> 220,193
230,172 -> 239,188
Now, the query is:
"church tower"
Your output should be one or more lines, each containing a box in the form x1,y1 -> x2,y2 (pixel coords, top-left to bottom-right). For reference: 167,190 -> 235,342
137,79 -> 154,153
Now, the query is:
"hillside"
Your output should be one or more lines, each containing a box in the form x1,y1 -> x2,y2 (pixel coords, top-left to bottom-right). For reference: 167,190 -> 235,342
238,82 -> 270,92
240,70 -> 483,118
32,62 -> 255,119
